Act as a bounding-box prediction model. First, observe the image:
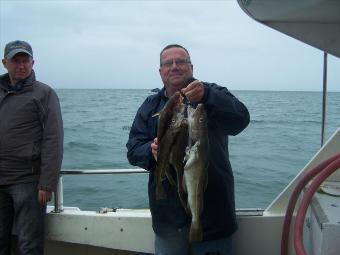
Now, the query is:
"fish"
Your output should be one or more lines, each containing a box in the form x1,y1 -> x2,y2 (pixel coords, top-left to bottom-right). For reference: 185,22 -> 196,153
154,77 -> 197,199
169,117 -> 189,212
154,91 -> 210,242
183,103 -> 209,243
154,91 -> 185,199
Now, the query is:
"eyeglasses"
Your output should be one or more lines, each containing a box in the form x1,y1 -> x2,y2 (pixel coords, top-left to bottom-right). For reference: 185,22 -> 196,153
160,58 -> 191,68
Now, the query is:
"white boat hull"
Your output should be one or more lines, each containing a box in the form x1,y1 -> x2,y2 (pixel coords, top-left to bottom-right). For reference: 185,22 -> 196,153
43,128 -> 340,255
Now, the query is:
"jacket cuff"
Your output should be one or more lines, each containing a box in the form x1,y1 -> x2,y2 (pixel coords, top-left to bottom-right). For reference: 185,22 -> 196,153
38,185 -> 53,192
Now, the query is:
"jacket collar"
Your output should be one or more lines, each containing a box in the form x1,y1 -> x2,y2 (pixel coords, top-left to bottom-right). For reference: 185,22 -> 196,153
0,70 -> 36,92
158,87 -> 169,102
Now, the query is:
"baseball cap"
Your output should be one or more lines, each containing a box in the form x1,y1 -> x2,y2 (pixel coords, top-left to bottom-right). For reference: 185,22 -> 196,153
4,40 -> 33,59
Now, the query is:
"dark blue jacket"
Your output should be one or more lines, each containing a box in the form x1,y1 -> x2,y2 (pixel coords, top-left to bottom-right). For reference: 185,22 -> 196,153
126,82 -> 250,241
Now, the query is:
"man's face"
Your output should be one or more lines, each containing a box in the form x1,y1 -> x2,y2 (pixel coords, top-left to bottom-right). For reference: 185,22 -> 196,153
2,53 -> 34,85
159,47 -> 193,95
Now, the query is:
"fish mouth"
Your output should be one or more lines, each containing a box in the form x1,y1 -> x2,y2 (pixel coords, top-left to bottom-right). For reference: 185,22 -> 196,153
180,90 -> 190,106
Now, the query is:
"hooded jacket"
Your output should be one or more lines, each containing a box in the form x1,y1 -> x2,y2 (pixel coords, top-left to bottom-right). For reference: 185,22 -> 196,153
126,82 -> 250,241
0,71 -> 63,192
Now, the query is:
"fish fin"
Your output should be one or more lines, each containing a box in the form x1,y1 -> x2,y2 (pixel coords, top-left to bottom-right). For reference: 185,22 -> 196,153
177,186 -> 189,214
182,174 -> 187,194
189,222 -> 203,243
177,179 -> 189,214
165,170 -> 176,186
184,143 -> 198,169
180,198 -> 190,215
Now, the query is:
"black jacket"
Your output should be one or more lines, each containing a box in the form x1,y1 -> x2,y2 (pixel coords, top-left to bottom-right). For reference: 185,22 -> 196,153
0,71 -> 63,192
126,82 -> 249,240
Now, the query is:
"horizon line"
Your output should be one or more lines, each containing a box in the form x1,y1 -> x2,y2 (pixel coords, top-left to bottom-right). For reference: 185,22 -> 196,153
55,88 -> 340,93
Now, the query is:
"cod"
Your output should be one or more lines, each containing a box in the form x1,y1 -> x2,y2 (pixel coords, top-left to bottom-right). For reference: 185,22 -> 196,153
183,103 -> 209,243
154,91 -> 185,199
169,117 -> 189,211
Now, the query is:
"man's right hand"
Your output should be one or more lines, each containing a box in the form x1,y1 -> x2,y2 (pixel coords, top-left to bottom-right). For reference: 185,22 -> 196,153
151,137 -> 158,161
38,190 -> 52,205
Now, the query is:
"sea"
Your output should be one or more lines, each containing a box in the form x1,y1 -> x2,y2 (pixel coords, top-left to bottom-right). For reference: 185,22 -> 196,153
56,89 -> 339,211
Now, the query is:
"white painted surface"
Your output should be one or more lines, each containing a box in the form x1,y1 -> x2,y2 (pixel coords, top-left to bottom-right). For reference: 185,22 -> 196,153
308,193 -> 340,255
46,209 -> 154,253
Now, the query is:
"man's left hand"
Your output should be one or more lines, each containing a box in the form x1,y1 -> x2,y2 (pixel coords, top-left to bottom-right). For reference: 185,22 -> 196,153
38,190 -> 52,205
181,80 -> 204,103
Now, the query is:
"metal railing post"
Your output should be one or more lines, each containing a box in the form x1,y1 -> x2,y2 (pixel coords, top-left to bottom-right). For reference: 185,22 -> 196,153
51,169 -> 146,212
53,176 -> 64,213
321,52 -> 327,146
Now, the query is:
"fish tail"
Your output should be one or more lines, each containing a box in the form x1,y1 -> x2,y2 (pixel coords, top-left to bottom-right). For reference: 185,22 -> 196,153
189,222 -> 203,243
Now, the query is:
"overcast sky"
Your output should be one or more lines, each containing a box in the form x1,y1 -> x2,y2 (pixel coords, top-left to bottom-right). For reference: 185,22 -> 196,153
1,0 -> 339,91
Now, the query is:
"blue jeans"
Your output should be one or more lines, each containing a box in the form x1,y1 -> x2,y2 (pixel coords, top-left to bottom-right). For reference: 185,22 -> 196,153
0,182 -> 46,255
154,225 -> 233,255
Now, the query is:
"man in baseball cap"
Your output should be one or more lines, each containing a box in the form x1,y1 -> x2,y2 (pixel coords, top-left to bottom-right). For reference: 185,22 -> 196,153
0,40 -> 63,255
4,40 -> 33,59
2,40 -> 35,86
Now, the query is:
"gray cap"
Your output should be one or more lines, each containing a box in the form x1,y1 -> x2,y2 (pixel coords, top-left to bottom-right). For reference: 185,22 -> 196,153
4,40 -> 33,59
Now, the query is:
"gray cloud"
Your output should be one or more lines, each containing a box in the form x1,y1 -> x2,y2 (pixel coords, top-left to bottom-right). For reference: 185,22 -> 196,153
1,1 -> 339,91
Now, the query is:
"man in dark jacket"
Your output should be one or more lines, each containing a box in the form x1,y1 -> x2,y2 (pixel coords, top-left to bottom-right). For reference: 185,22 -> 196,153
126,44 -> 249,255
0,40 -> 63,255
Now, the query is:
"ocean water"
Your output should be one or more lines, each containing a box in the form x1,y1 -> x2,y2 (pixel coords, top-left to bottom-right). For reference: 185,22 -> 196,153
56,89 -> 339,211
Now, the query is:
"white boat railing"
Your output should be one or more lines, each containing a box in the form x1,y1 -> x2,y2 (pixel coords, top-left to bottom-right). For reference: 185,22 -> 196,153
53,168 -> 148,213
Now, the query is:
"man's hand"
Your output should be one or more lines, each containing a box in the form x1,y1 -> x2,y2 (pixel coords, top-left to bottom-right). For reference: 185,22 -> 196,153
38,190 -> 52,205
181,80 -> 204,103
151,137 -> 158,161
